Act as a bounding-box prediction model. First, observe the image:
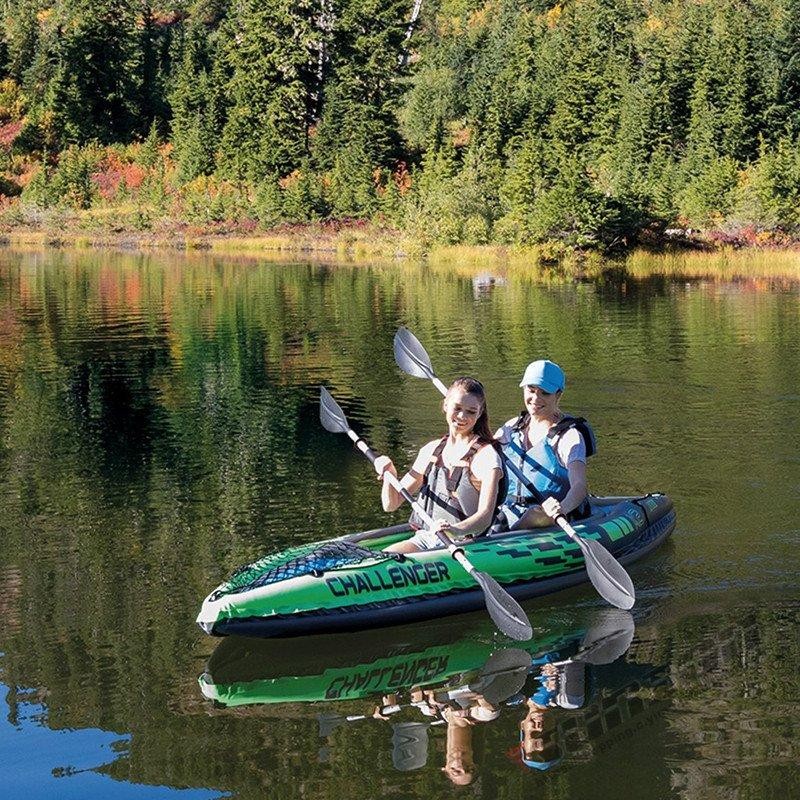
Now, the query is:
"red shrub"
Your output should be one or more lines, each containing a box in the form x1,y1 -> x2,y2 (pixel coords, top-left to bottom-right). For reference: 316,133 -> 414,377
0,121 -> 23,149
92,151 -> 147,200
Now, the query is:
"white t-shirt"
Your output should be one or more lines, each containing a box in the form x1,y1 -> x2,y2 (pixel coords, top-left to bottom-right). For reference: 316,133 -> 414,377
494,417 -> 587,469
411,437 -> 502,485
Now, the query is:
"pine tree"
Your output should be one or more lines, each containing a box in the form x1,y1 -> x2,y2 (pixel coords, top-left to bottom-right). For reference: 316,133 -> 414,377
4,0 -> 42,83
772,0 -> 800,136
684,0 -> 761,173
43,0 -> 142,144
218,0 -> 318,181
497,132 -> 549,242
139,2 -> 170,133
170,19 -> 228,181
311,0 -> 408,216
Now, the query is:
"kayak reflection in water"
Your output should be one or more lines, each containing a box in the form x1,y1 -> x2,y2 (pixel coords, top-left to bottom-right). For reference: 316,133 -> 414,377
493,359 -> 595,531
373,377 -> 503,553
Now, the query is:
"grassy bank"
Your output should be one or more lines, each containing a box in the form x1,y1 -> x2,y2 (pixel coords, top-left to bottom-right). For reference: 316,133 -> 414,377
3,210 -> 800,283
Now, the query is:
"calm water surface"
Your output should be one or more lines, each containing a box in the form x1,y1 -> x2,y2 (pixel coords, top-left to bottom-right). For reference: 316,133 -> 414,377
1,249 -> 799,799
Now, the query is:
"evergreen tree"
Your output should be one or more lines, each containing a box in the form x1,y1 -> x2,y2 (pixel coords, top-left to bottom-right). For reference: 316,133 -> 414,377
497,132 -> 549,242
139,2 -> 171,133
4,0 -> 42,83
327,144 -> 378,218
684,1 -> 761,173
772,0 -> 800,136
218,0 -> 318,181
311,0 -> 409,216
170,18 -> 228,181
41,0 -> 142,144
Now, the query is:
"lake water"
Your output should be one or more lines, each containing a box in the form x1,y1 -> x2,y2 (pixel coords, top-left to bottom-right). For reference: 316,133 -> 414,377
1,248 -> 799,799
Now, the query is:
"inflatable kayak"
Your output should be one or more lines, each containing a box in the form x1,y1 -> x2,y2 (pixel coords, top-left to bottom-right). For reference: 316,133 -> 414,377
196,493 -> 675,638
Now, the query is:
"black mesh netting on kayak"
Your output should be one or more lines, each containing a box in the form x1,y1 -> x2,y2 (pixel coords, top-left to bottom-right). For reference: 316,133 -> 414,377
211,541 -> 398,599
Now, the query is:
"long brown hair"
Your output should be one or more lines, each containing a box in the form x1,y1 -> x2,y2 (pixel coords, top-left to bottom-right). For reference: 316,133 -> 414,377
446,377 -> 493,444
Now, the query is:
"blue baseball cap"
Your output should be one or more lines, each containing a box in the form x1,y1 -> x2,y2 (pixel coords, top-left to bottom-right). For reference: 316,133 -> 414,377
519,731 -> 563,771
519,360 -> 565,393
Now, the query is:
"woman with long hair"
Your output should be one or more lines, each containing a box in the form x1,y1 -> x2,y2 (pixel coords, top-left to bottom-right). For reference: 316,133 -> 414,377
374,377 -> 503,553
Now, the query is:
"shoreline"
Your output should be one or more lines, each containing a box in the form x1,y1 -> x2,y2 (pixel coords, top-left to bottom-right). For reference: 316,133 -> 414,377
2,222 -> 800,281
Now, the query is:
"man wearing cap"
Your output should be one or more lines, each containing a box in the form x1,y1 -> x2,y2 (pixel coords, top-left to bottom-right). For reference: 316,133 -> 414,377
493,359 -> 595,531
518,694 -> 564,771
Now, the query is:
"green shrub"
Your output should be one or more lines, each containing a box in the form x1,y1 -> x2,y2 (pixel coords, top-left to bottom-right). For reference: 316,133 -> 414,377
178,175 -> 249,223
21,160 -> 55,207
49,145 -> 104,209
0,78 -> 26,122
281,167 -> 324,222
462,214 -> 490,244
679,157 -> 739,227
254,177 -> 283,228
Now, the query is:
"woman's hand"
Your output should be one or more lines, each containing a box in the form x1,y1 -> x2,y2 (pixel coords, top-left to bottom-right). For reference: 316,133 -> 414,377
541,497 -> 563,521
443,706 -> 475,726
373,455 -> 397,481
428,518 -> 452,540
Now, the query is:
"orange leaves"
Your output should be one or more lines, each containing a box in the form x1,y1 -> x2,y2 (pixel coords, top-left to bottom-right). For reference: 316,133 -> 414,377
92,151 -> 147,201
392,162 -> 412,195
545,4 -> 562,28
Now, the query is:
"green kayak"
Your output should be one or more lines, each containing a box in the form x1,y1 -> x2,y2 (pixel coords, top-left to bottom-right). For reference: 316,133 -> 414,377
196,493 -> 675,638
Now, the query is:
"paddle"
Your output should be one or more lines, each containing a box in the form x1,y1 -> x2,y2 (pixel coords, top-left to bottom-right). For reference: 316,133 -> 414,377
464,647 -> 532,705
552,609 -> 635,667
319,386 -> 533,641
319,710 -> 446,728
393,326 -> 636,611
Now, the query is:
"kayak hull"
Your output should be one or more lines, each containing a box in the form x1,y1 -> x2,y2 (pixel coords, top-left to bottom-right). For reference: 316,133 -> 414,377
197,494 -> 675,638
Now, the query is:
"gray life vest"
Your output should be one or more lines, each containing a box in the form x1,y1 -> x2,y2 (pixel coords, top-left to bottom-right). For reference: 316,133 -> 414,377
409,436 -> 483,529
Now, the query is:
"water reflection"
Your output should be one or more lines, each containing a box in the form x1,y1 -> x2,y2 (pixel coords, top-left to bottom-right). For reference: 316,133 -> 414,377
199,609 -> 636,784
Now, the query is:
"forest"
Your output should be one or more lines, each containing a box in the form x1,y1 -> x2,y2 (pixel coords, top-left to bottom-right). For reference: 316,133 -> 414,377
2,0 -> 800,249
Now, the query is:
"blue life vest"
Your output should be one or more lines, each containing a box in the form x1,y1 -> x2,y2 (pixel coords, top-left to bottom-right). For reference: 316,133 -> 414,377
498,414 -> 595,527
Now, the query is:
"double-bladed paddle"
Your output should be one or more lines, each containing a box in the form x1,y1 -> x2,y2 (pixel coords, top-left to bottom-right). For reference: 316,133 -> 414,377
319,386 -> 533,641
393,326 -> 636,611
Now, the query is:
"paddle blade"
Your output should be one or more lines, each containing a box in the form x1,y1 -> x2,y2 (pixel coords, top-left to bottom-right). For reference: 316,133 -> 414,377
473,648 -> 531,705
479,647 -> 533,678
579,536 -> 636,610
318,712 -> 347,737
394,327 -> 436,380
472,570 -> 533,641
574,609 -> 635,665
319,386 -> 350,434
